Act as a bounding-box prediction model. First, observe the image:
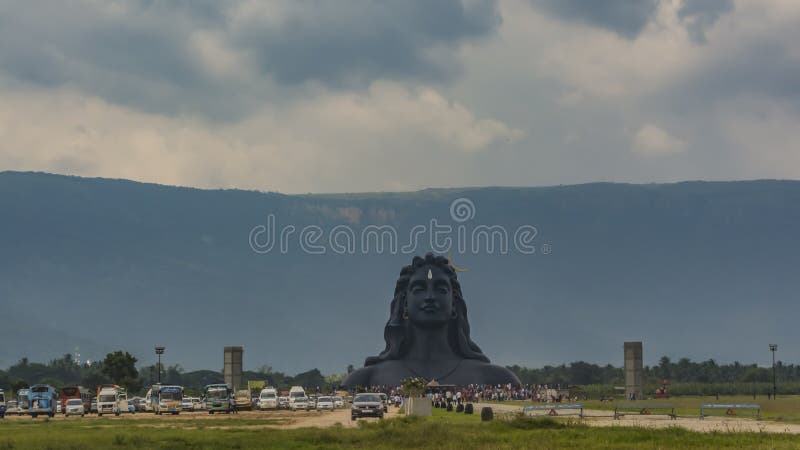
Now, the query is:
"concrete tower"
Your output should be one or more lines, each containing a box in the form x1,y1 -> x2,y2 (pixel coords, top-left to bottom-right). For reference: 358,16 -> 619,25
624,342 -> 643,400
224,346 -> 244,391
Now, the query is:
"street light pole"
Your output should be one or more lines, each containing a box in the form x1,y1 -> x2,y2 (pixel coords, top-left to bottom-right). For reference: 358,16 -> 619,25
769,344 -> 777,399
155,346 -> 165,384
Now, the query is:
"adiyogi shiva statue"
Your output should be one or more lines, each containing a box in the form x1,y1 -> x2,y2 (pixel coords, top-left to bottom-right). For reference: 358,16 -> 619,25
342,253 -> 520,387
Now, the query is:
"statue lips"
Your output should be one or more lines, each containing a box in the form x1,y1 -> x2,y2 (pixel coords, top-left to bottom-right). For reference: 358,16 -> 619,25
420,303 -> 439,313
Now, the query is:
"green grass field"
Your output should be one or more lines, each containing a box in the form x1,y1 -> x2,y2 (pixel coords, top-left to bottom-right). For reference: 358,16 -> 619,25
487,395 -> 800,423
1,408 -> 799,449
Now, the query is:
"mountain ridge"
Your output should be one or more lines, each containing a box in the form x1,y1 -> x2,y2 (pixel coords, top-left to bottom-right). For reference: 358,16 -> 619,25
1,171 -> 798,373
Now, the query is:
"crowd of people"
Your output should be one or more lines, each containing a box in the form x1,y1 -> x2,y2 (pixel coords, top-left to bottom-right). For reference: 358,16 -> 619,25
356,383 -> 579,404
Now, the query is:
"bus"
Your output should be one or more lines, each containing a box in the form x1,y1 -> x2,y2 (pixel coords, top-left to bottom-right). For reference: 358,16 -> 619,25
17,388 -> 30,415
203,384 -> 232,414
153,385 -> 183,415
0,389 -> 6,418
144,384 -> 161,412
29,384 -> 58,418
61,386 -> 92,414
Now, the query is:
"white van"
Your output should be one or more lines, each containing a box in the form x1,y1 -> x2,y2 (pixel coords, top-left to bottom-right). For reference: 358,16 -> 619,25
288,386 -> 306,411
97,385 -> 121,416
258,388 -> 278,410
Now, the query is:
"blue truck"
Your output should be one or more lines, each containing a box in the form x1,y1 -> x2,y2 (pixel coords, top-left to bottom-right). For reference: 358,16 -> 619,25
29,384 -> 57,418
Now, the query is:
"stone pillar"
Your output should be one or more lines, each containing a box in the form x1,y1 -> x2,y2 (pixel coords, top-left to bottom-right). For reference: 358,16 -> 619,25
624,342 -> 643,401
224,346 -> 244,392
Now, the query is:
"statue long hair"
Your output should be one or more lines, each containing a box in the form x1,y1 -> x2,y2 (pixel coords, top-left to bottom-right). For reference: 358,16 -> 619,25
364,253 -> 490,365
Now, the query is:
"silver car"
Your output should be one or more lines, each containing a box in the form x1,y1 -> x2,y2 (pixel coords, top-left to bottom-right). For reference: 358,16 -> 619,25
290,397 -> 307,411
65,399 -> 85,417
351,393 -> 384,420
5,400 -> 19,415
316,396 -> 334,411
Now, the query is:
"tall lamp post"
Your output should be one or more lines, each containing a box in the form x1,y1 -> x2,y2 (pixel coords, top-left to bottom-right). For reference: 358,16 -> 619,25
769,344 -> 777,399
155,346 -> 165,384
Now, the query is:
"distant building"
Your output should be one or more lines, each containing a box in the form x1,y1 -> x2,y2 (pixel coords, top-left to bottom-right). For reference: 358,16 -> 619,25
224,346 -> 244,391
624,342 -> 643,400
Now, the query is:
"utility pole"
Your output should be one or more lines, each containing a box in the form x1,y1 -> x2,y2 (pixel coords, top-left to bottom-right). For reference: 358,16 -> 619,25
769,344 -> 777,399
155,346 -> 165,384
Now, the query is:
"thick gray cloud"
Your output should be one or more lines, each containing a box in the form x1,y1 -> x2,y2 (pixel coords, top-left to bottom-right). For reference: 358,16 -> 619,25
0,1 -> 237,117
654,36 -> 800,113
678,0 -> 735,44
235,1 -> 501,86
0,0 -> 500,118
2,0 -> 800,194
531,0 -> 660,39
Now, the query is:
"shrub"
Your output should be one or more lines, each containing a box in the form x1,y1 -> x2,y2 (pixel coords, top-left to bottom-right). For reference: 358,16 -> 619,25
481,407 -> 493,421
464,403 -> 473,414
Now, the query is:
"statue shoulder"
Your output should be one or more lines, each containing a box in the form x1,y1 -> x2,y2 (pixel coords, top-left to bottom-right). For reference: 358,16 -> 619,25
482,363 -> 521,385
342,365 -> 376,387
459,360 -> 521,385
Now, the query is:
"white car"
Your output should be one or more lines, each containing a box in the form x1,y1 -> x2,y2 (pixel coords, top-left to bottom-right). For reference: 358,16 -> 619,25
289,397 -> 308,411
65,399 -> 85,417
181,398 -> 194,412
333,396 -> 344,408
316,396 -> 334,411
258,389 -> 279,410
192,397 -> 202,410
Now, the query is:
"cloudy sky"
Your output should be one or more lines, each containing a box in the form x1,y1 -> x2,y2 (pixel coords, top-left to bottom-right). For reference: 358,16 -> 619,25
1,0 -> 798,193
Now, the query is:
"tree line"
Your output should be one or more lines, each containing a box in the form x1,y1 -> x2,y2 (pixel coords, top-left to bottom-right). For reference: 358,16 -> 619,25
507,356 -> 800,386
0,353 -> 334,396
3,353 -> 799,397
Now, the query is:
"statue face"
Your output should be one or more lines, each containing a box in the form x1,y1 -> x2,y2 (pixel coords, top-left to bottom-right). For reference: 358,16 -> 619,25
405,265 -> 454,327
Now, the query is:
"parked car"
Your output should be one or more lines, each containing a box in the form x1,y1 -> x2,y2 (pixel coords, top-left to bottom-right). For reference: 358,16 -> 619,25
278,396 -> 289,409
90,399 -> 98,414
333,396 -> 344,409
65,399 -> 85,417
351,393 -> 384,420
289,396 -> 308,411
316,397 -> 334,411
6,401 -> 19,415
191,397 -> 202,411
288,386 -> 306,410
56,402 -> 62,414
181,398 -> 194,412
257,388 -> 278,410
132,397 -> 147,412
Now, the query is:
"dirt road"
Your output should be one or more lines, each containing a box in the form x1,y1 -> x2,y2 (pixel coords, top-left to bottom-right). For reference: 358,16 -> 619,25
1,407 -> 399,429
